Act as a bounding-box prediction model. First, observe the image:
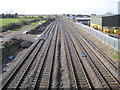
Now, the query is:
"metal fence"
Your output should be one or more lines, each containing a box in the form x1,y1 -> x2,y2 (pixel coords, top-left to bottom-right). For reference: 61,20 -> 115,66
76,22 -> 120,51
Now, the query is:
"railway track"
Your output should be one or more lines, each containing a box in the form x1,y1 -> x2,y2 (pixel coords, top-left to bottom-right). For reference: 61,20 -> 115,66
1,19 -> 57,89
71,22 -> 118,73
18,20 -> 59,89
61,21 -> 92,88
1,17 -> 120,89
64,18 -> 120,88
31,19 -> 59,89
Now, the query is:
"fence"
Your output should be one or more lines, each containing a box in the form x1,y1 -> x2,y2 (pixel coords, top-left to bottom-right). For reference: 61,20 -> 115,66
76,22 -> 120,51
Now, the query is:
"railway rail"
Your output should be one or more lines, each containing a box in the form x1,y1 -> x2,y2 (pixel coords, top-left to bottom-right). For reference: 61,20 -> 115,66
1,17 -> 120,89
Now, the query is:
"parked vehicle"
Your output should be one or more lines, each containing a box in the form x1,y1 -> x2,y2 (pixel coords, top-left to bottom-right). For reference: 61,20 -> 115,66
103,29 -> 110,33
114,29 -> 120,34
91,25 -> 98,29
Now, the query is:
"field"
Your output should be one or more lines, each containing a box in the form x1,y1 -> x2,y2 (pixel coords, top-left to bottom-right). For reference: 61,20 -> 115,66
0,18 -> 36,26
0,15 -> 48,27
0,19 -> 20,26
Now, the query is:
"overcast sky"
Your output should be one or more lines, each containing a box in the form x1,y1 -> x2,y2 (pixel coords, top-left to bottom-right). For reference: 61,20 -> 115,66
0,0 -> 119,15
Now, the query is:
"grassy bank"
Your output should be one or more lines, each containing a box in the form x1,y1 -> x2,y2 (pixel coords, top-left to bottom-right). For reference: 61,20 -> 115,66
2,39 -> 22,61
11,20 -> 46,32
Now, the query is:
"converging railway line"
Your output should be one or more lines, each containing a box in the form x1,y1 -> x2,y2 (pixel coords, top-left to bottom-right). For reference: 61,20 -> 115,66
1,17 -> 120,89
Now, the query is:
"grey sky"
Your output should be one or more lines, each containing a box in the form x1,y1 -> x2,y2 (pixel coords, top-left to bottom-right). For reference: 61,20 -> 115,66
0,0 -> 119,15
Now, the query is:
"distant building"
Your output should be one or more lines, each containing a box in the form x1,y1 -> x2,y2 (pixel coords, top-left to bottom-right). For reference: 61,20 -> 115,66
75,15 -> 91,25
119,1 -> 120,14
90,14 -> 120,30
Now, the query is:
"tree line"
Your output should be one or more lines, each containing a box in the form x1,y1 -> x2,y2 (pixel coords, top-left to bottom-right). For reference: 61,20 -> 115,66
1,13 -> 18,18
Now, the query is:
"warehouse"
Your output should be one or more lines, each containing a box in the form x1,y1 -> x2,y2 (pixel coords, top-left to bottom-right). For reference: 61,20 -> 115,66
90,14 -> 120,30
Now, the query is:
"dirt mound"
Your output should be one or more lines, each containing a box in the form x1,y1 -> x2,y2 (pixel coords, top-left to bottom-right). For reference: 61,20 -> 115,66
27,18 -> 55,35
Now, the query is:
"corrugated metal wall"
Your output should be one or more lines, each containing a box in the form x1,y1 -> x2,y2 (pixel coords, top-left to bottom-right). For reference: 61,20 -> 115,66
102,15 -> 120,27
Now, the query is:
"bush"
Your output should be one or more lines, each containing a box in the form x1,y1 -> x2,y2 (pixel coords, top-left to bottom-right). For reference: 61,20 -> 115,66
2,23 -> 22,32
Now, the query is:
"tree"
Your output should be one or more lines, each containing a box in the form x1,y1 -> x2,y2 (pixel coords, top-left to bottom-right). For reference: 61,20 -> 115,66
91,14 -> 96,16
2,13 -> 5,18
8,14 -> 11,18
67,14 -> 70,17
14,13 -> 18,18
6,14 -> 9,18
11,14 -> 15,18
40,16 -> 44,18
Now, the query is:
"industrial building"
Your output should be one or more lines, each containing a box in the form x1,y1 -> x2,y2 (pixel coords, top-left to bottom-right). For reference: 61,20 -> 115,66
90,14 -> 120,30
74,14 -> 90,25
